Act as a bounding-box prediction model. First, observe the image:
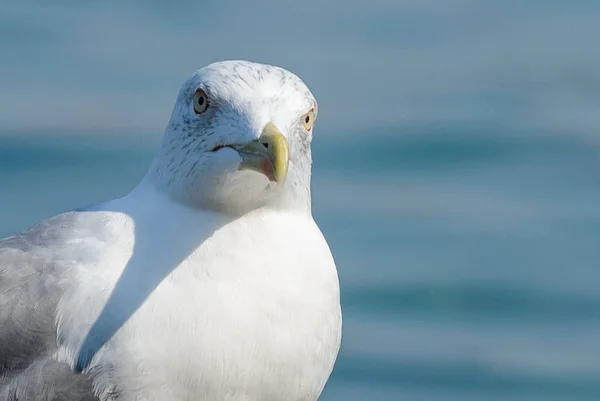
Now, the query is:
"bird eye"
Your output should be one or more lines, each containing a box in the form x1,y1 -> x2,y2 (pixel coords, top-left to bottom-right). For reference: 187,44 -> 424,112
302,108 -> 315,131
193,89 -> 209,114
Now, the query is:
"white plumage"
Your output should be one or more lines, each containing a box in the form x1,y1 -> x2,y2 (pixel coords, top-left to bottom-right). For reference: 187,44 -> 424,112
0,60 -> 341,401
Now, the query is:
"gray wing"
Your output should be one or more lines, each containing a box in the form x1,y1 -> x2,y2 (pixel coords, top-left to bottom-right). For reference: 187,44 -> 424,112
0,216 -> 98,401
0,360 -> 96,401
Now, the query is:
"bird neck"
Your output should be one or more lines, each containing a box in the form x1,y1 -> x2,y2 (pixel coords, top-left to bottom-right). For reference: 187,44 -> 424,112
270,157 -> 312,215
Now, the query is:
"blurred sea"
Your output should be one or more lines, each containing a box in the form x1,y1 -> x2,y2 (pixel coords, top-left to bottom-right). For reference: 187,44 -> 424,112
1,125 -> 599,401
3,0 -> 600,398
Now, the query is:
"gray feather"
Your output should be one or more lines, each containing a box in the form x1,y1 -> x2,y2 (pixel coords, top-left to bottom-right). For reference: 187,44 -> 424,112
0,215 -> 98,400
1,358 -> 97,401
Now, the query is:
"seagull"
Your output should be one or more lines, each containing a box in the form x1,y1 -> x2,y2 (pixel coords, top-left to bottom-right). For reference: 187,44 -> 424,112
0,60 -> 342,401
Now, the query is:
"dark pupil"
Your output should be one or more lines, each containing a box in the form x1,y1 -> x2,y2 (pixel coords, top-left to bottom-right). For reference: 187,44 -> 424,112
305,115 -> 310,124
197,95 -> 204,105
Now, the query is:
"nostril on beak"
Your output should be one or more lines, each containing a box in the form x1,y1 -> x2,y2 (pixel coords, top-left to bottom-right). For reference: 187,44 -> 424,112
261,141 -> 269,149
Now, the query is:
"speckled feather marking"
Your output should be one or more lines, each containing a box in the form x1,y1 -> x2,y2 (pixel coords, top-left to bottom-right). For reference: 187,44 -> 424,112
149,60 -> 318,213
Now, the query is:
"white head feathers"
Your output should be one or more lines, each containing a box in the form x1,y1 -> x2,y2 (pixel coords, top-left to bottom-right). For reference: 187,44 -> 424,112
143,60 -> 318,216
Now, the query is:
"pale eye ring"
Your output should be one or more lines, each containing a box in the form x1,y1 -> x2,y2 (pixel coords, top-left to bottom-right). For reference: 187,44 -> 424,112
302,108 -> 316,131
193,89 -> 209,114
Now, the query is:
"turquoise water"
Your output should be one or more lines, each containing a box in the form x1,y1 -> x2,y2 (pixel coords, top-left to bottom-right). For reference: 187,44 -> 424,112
1,126 -> 599,400
3,0 -> 600,399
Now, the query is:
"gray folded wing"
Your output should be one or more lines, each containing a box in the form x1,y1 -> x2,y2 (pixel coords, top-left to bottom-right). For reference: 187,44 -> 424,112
0,217 -> 98,401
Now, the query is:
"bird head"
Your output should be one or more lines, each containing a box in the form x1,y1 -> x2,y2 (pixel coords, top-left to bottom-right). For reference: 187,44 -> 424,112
146,60 -> 318,215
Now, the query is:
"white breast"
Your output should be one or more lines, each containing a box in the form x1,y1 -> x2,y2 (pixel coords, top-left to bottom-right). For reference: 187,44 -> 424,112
55,199 -> 341,401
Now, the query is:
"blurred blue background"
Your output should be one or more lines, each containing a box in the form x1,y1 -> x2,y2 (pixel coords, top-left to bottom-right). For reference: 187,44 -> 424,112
2,1 -> 600,400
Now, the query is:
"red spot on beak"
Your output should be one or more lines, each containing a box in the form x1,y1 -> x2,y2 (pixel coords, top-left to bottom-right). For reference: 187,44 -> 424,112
261,159 -> 275,182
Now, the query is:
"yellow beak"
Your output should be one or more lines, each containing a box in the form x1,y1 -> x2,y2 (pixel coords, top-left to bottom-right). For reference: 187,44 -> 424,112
234,122 -> 289,183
